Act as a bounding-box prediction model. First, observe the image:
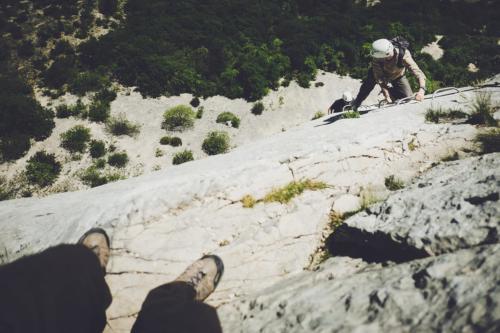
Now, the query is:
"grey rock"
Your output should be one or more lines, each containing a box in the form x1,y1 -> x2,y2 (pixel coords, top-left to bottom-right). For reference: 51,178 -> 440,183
219,244 -> 500,333
329,154 -> 500,262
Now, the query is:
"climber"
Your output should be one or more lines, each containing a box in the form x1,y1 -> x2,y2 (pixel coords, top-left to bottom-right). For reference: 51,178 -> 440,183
0,228 -> 224,333
328,91 -> 353,114
351,38 -> 427,110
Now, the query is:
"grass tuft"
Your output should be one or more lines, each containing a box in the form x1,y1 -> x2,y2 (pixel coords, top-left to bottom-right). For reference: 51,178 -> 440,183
342,111 -> 360,119
384,175 -> 404,191
263,179 -> 328,204
241,194 -> 257,208
468,92 -> 498,126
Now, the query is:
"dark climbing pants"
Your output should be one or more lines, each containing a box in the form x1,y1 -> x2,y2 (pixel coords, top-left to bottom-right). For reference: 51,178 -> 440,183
0,245 -> 222,333
354,68 -> 413,107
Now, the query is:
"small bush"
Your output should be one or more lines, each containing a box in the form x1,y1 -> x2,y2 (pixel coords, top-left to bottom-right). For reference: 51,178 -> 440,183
196,107 -> 204,119
202,131 -> 230,155
88,101 -> 110,122
169,137 -> 182,147
263,180 -> 327,204
25,151 -> 61,187
475,128 -> 500,153
216,112 -> 240,128
94,88 -> 117,104
60,125 -> 91,153
251,102 -> 264,115
160,136 -> 171,145
190,97 -> 200,107
172,150 -> 194,165
105,114 -> 141,137
343,111 -> 360,119
241,194 -> 257,208
55,101 -> 87,119
468,92 -> 498,126
108,152 -> 129,168
80,167 -> 107,188
89,140 -> 106,158
94,158 -> 106,169
384,175 -> 405,191
162,105 -> 196,131
312,111 -> 325,120
160,136 -> 182,146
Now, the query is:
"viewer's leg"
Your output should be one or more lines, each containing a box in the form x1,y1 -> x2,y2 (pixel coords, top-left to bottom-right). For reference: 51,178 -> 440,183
0,244 -> 111,333
132,255 -> 224,333
353,68 -> 376,108
390,75 -> 413,100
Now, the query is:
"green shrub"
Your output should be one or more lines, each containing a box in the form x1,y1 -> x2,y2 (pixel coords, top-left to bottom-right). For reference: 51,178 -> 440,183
108,152 -> 129,167
216,112 -> 240,128
160,136 -> 171,145
60,125 -> 91,153
196,107 -> 204,119
25,151 -> 62,187
202,131 -> 230,155
98,0 -> 119,16
88,101 -> 110,122
56,102 -> 87,119
172,150 -> 194,165
251,102 -> 264,115
162,105 -> 196,131
468,92 -> 498,126
475,128 -> 500,153
312,111 -> 325,120
94,88 -> 117,104
94,158 -> 106,168
190,97 -> 200,107
384,175 -> 405,191
169,137 -> 182,147
160,136 -> 182,146
263,180 -> 327,204
105,114 -> 141,136
343,111 -> 360,119
89,140 -> 106,158
80,167 -> 108,188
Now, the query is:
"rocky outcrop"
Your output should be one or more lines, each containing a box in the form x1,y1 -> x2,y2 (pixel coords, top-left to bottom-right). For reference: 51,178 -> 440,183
218,154 -> 500,332
328,153 -> 500,262
219,244 -> 500,333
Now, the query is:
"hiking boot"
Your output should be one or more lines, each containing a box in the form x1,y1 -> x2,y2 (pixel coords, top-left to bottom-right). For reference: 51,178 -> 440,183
175,255 -> 224,301
78,228 -> 110,272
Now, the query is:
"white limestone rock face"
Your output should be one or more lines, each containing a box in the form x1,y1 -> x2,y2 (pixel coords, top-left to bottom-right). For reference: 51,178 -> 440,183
0,86 -> 497,332
332,154 -> 500,260
218,244 -> 500,333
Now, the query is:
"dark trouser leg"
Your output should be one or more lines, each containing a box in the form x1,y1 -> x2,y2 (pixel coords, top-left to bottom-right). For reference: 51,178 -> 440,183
389,75 -> 413,100
0,244 -> 111,333
353,68 -> 376,107
131,281 -> 222,333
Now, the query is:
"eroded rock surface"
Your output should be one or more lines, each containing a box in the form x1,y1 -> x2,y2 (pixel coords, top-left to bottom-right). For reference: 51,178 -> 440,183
219,244 -> 500,333
330,153 -> 500,261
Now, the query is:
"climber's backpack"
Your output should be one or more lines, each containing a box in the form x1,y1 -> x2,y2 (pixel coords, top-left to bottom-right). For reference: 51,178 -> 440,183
390,36 -> 409,68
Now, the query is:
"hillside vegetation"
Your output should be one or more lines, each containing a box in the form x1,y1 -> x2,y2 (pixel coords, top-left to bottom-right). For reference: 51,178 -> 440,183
0,0 -> 499,161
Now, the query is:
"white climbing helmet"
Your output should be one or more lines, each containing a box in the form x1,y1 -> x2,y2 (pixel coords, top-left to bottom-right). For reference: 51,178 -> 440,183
342,91 -> 353,102
371,39 -> 394,59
